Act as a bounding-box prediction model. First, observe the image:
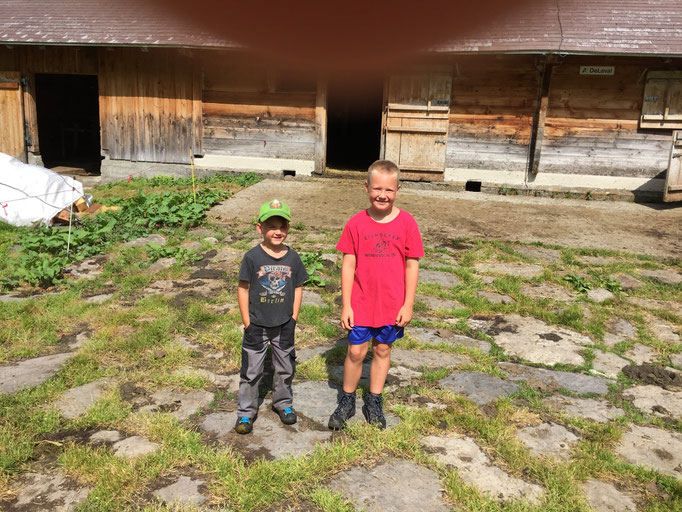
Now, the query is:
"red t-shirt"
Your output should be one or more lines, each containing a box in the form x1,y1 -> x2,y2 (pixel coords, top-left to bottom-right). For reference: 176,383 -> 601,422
336,209 -> 424,327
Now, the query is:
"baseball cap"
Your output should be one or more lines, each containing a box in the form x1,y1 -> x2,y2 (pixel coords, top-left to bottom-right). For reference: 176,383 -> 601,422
258,199 -> 291,222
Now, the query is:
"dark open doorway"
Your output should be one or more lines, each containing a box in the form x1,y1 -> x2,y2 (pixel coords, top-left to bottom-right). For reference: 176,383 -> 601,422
325,75 -> 384,171
35,73 -> 101,174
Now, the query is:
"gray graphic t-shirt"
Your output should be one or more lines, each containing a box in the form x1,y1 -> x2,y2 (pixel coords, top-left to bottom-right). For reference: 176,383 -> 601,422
238,245 -> 309,327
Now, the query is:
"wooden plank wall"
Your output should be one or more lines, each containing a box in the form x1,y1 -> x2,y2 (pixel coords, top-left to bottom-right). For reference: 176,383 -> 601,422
540,56 -> 672,178
201,52 -> 317,160
0,71 -> 25,160
98,48 -> 199,164
447,55 -> 537,173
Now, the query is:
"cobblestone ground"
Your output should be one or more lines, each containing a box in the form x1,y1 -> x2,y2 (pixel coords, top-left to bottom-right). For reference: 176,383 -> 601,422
1,178 -> 681,511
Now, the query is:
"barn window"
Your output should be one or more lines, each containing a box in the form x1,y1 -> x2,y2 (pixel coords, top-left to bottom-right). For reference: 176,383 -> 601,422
640,71 -> 682,129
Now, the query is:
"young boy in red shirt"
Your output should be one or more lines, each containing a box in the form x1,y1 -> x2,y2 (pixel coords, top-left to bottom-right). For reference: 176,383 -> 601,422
328,160 -> 423,429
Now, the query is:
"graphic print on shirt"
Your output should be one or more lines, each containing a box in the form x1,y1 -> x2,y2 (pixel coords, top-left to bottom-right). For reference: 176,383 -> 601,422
257,264 -> 292,303
364,232 -> 399,258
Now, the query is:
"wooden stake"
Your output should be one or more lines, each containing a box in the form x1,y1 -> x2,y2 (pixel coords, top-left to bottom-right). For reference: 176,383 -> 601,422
190,148 -> 197,203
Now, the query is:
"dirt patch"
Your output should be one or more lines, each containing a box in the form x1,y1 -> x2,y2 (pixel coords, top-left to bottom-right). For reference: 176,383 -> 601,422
622,363 -> 682,390
189,269 -> 224,280
118,381 -> 152,407
81,286 -> 116,299
58,323 -> 89,344
191,250 -> 218,269
262,498 -> 322,512
209,178 -> 682,258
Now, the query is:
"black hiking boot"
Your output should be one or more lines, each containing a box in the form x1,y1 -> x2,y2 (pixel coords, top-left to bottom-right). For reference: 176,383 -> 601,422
362,392 -> 386,429
328,391 -> 356,430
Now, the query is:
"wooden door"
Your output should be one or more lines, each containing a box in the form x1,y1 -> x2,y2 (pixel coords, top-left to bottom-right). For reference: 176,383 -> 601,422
0,72 -> 26,161
381,68 -> 451,181
664,130 -> 682,202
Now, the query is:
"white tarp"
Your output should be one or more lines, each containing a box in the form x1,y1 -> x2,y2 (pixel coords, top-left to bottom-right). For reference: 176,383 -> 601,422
0,152 -> 83,227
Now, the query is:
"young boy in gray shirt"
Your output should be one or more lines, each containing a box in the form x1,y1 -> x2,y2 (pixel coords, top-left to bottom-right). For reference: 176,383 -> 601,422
235,199 -> 308,434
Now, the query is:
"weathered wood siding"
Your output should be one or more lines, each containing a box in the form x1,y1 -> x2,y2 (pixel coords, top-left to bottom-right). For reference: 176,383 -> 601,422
540,56 -> 672,178
0,72 -> 25,160
98,48 -> 200,164
201,53 -> 317,160
447,55 -> 537,173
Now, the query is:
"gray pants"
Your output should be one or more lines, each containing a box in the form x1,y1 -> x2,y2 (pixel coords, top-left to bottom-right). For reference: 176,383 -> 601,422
237,317 -> 296,418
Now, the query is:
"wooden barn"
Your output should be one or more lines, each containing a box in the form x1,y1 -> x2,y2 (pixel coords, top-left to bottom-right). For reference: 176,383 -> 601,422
0,0 -> 681,201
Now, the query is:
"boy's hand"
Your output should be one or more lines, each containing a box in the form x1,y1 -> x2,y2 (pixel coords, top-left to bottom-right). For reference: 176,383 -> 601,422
340,306 -> 354,330
396,305 -> 413,327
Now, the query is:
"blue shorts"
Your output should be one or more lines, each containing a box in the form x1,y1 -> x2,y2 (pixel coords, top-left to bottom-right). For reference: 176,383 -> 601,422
348,325 -> 404,345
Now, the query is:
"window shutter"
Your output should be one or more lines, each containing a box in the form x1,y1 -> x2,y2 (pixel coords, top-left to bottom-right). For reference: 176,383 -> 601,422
641,71 -> 682,129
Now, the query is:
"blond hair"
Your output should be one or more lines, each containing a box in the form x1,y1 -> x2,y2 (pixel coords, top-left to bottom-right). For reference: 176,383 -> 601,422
367,159 -> 400,185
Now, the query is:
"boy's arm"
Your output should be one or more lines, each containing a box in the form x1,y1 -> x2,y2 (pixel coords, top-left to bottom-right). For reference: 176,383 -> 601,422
396,257 -> 420,327
238,280 -> 251,328
293,286 -> 303,321
340,253 -> 356,330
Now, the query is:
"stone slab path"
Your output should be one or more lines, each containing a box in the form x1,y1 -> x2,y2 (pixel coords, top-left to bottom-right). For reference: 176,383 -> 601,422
202,412 -> 331,459
542,396 -> 625,423
582,479 -> 637,512
474,262 -> 544,279
471,315 -> 593,366
616,424 -> 682,479
4,178 -> 682,510
422,435 -> 544,504
514,245 -> 561,263
408,327 -> 491,352
391,348 -> 469,369
420,269 -> 462,287
516,422 -> 580,460
519,282 -> 574,301
439,372 -> 520,405
499,362 -> 609,395
0,353 -> 73,394
292,380 -> 400,428
112,436 -> 160,458
622,385 -> 682,420
10,472 -> 90,512
140,389 -> 215,421
415,294 -> 462,313
330,459 -> 449,511
153,476 -> 207,507
52,378 -> 114,419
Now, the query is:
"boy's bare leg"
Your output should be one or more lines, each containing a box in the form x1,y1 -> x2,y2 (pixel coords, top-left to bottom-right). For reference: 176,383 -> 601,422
342,342 -> 370,393
369,340 -> 391,394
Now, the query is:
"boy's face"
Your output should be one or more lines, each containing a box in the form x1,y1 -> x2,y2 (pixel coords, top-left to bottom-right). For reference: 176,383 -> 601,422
257,216 -> 289,248
365,171 -> 400,214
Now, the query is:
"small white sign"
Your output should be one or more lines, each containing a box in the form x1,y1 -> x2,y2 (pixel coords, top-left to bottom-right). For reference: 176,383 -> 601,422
580,66 -> 615,75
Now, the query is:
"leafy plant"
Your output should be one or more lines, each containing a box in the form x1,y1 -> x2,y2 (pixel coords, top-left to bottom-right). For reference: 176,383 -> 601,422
563,272 -> 622,294
300,251 -> 328,287
1,174 -> 261,289
563,274 -> 591,293
590,271 -> 622,293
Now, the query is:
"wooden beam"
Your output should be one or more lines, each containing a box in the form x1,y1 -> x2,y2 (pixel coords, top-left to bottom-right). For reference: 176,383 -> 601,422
192,59 -> 203,155
663,130 -> 682,202
22,73 -> 38,154
527,59 -> 553,176
314,76 -> 327,175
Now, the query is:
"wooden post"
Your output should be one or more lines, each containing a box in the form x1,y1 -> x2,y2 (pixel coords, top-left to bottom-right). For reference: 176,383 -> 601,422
663,130 -> 682,202
528,57 -> 553,176
192,57 -> 203,156
314,76 -> 327,175
22,73 -> 38,156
